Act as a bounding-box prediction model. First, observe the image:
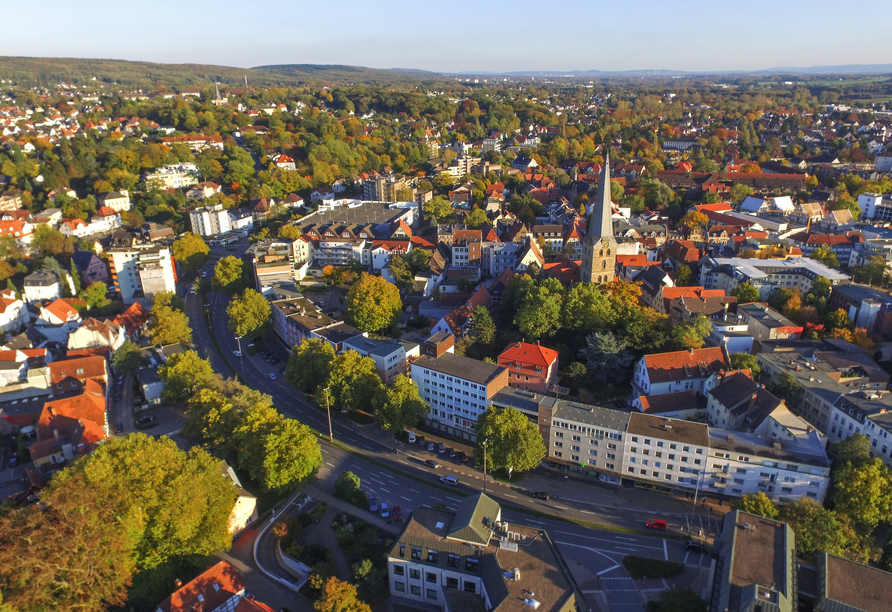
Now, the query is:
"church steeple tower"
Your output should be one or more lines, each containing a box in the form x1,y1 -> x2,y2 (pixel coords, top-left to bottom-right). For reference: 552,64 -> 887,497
580,153 -> 617,284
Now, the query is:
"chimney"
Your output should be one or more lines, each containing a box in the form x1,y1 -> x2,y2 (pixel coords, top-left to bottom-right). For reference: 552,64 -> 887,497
174,578 -> 183,589
53,429 -> 60,446
689,347 -> 694,354
723,301 -> 729,321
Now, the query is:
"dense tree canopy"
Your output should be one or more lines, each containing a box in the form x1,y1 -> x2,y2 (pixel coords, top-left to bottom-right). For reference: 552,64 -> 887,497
475,406 -> 546,478
346,273 -> 402,332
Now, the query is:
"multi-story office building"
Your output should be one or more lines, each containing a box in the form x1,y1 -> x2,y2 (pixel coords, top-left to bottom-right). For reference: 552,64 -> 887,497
189,204 -> 232,237
342,335 -> 407,384
107,244 -> 177,305
411,353 -> 509,442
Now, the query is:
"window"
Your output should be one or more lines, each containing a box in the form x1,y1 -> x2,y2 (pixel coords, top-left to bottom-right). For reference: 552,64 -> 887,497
409,569 -> 420,580
447,554 -> 460,568
427,550 -> 439,563
465,558 -> 479,572
393,565 -> 405,576
426,572 -> 437,583
782,487 -> 793,493
411,547 -> 422,560
395,581 -> 405,593
411,585 -> 421,596
446,577 -> 459,589
427,589 -> 438,600
571,445 -> 580,452
463,581 -> 476,593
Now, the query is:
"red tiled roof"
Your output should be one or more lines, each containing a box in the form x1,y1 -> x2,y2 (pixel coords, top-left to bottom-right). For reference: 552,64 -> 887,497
157,561 -> 246,612
43,298 -> 82,321
499,342 -> 558,368
113,302 -> 149,335
661,287 -> 724,301
643,347 -> 729,384
38,388 -> 106,439
694,202 -> 732,213
453,229 -> 482,244
410,235 -> 435,249
49,355 -> 106,385
235,600 -> 277,612
639,391 -> 704,414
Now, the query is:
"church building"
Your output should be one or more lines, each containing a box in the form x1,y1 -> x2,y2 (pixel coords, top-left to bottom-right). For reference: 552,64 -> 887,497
580,154 -> 617,283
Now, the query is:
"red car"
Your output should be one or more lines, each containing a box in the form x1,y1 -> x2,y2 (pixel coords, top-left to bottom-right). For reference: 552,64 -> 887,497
646,518 -> 667,530
392,505 -> 403,522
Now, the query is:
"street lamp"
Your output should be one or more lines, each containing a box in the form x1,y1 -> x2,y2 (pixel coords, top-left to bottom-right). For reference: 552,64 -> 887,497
236,334 -> 246,378
482,439 -> 488,494
324,387 -> 333,443
691,471 -> 704,530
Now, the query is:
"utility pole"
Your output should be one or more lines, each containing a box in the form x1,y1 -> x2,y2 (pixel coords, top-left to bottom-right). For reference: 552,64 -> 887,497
482,439 -> 488,494
691,472 -> 703,535
324,387 -> 333,443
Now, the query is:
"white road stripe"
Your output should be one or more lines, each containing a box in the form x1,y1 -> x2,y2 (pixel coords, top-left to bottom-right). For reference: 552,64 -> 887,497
325,462 -> 335,468
401,496 -> 412,501
663,538 -> 668,560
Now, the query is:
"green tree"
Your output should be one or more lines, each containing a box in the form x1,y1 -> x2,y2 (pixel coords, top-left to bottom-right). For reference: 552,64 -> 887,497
852,256 -> 889,286
468,305 -> 496,348
227,288 -> 271,338
729,183 -> 754,205
465,207 -> 488,229
729,353 -> 761,378
730,282 -> 760,304
646,587 -> 708,612
779,498 -> 858,558
831,433 -> 872,467
671,315 -> 712,350
50,434 -> 237,570
334,471 -> 362,500
172,232 -> 210,275
213,255 -> 246,294
158,350 -> 216,402
422,195 -> 453,224
69,258 -> 81,294
80,280 -> 109,309
315,576 -> 372,612
346,273 -> 402,333
112,340 -> 146,376
768,372 -> 801,409
31,224 -> 74,260
679,210 -> 709,231
731,492 -> 779,519
559,361 -> 588,395
475,406 -> 546,479
279,224 -> 302,239
0,478 -> 136,612
149,292 -> 193,346
822,308 -> 854,333
514,278 -> 564,341
235,404 -> 322,491
831,458 -> 892,534
372,374 -> 428,434
322,350 -> 383,413
388,254 -> 414,292
582,331 -> 635,385
286,337 -> 336,392
810,244 -> 841,269
809,276 -> 832,300
674,264 -> 694,287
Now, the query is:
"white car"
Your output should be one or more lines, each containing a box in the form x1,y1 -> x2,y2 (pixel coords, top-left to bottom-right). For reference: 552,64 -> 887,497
232,350 -> 242,358
268,373 -> 278,381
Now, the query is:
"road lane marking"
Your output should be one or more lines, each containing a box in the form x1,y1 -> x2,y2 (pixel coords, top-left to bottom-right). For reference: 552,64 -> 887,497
380,488 -> 391,493
597,564 -> 622,576
325,462 -> 335,468
399,460 -> 409,465
554,530 -> 662,551
527,519 -> 546,525
409,489 -> 420,493
553,505 -> 569,510
663,538 -> 668,560
616,537 -> 637,541
504,494 -> 517,498
581,510 -> 595,515
401,496 -> 412,501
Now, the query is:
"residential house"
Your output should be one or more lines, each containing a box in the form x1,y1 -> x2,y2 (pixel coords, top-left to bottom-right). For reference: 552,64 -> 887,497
699,256 -> 850,301
154,560 -> 253,612
0,219 -> 33,246
632,347 -> 729,398
67,318 -> 126,352
0,289 -> 29,334
189,204 -> 232,237
28,381 -> 107,469
107,244 -> 177,305
34,297 -> 84,343
185,181 -> 223,201
100,190 -> 131,212
497,342 -> 558,393
310,187 -> 335,202
49,355 -> 109,397
737,303 -> 803,343
705,370 -> 783,431
72,250 -> 109,286
342,336 -> 407,384
221,462 -> 258,536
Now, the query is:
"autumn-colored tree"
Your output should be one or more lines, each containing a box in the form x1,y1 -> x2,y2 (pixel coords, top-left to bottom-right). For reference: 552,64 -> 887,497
315,577 -> 372,612
679,210 -> 708,230
346,273 -> 402,332
172,232 -> 210,275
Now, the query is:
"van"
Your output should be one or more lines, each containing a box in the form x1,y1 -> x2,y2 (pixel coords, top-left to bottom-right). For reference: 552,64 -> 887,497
407,431 -> 416,444
440,475 -> 459,486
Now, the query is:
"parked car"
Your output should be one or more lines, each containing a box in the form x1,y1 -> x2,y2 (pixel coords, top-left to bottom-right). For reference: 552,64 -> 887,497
531,491 -> 549,500
427,442 -> 435,452
380,502 -> 389,519
457,451 -> 468,463
368,496 -> 379,513
232,350 -> 242,357
437,443 -> 446,455
268,373 -> 277,381
685,540 -> 709,553
134,415 -> 157,430
407,431 -> 416,444
448,447 -> 456,459
646,518 -> 667,530
392,505 -> 403,522
424,459 -> 440,468
417,435 -> 426,447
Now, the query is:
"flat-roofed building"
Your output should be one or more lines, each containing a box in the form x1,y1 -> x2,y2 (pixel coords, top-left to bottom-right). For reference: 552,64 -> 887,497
738,303 -> 803,343
343,335 -> 407,384
710,510 -> 796,612
411,353 -> 509,442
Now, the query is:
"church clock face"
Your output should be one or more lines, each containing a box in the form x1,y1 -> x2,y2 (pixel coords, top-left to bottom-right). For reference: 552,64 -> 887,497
602,240 -> 609,247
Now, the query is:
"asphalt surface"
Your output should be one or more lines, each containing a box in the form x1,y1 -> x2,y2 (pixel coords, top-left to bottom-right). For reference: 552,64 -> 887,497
184,241 -> 721,611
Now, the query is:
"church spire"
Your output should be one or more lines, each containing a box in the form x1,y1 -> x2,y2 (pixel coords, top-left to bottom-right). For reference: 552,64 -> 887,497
586,152 -> 613,244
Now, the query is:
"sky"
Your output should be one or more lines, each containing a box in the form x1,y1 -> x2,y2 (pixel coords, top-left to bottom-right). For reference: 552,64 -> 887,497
4,0 -> 891,73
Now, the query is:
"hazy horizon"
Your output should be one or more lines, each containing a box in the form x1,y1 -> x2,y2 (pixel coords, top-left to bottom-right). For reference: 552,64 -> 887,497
3,0 -> 891,74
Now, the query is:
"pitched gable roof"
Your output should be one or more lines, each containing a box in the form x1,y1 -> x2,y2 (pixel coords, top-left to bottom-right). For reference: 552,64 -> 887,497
38,386 -> 106,439
49,355 -> 106,386
156,561 -> 246,612
499,342 -> 558,368
643,347 -> 729,384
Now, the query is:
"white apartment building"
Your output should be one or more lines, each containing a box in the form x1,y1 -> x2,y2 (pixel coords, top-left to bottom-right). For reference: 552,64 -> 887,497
189,204 -> 232,237
858,193 -> 892,222
481,241 -> 517,277
548,402 -> 628,476
22,270 -> 62,303
143,163 -> 201,189
699,257 -> 850,300
411,353 -> 509,442
108,244 -> 177,305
